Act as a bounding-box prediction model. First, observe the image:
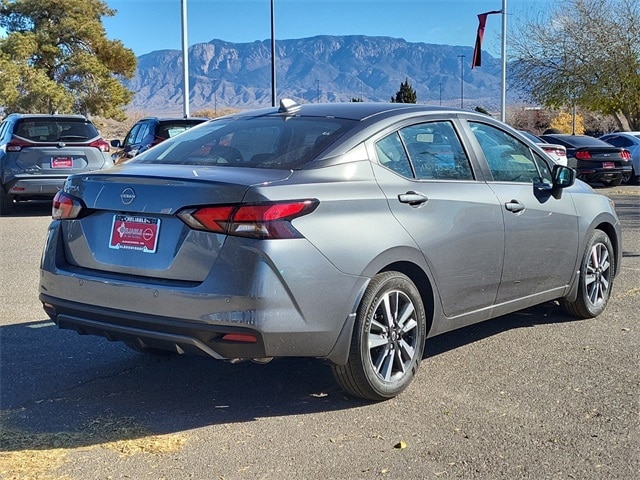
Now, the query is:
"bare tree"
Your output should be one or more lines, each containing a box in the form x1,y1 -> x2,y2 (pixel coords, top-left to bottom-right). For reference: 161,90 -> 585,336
510,0 -> 640,130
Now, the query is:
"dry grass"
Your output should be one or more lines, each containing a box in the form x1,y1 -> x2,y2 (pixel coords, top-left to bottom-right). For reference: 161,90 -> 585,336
0,413 -> 187,480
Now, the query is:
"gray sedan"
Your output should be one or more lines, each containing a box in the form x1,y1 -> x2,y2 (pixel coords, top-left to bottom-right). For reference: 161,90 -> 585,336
40,101 -> 621,400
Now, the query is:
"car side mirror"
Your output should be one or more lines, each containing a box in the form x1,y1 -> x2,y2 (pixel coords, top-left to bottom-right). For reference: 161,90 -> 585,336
552,164 -> 575,189
110,139 -> 122,148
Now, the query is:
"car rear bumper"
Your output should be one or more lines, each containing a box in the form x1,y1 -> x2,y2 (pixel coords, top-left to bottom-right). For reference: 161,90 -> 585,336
39,221 -> 366,363
577,167 -> 632,184
5,176 -> 66,196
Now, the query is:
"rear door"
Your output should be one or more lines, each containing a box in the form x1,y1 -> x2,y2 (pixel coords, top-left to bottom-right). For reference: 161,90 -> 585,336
370,119 -> 504,318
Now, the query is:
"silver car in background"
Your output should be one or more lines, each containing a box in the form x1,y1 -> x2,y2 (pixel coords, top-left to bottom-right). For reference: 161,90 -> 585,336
0,113 -> 113,215
40,101 -> 622,400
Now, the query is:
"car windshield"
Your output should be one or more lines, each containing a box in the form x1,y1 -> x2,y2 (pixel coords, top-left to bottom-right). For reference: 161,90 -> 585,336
14,119 -> 98,142
133,115 -> 356,169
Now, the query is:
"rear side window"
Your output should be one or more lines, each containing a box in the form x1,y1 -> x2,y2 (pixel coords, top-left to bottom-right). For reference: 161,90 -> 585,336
14,118 -> 98,142
134,116 -> 356,169
399,122 -> 473,180
375,121 -> 474,180
604,136 -> 633,148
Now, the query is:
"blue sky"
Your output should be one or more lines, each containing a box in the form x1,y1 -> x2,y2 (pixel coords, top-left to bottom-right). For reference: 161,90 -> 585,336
103,0 -> 551,57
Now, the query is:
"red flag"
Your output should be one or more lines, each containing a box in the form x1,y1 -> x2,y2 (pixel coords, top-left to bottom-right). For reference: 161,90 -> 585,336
472,10 -> 501,69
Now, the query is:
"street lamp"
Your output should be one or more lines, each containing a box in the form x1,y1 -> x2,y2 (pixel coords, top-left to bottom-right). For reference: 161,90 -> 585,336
458,55 -> 465,109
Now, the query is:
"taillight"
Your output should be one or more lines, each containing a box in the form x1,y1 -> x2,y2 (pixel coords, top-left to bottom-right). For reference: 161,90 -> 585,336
89,138 -> 110,152
575,151 -> 592,160
6,138 -> 32,152
622,150 -> 631,160
544,147 -> 565,157
52,191 -> 85,219
178,200 -> 319,239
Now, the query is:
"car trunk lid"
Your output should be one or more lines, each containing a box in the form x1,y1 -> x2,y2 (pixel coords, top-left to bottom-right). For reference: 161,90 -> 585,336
59,165 -> 292,282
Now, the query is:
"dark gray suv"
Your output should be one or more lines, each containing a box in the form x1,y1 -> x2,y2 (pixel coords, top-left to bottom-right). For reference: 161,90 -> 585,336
0,113 -> 113,215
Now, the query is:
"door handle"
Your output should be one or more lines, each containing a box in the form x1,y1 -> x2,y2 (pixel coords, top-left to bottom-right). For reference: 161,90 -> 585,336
505,200 -> 525,213
398,191 -> 428,206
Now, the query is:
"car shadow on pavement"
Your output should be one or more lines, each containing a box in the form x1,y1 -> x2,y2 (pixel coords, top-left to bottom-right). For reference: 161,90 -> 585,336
0,303 -> 585,452
424,301 -> 578,359
4,200 -> 52,218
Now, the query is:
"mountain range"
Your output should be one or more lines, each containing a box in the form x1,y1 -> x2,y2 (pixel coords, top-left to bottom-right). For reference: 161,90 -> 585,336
125,35 -> 504,114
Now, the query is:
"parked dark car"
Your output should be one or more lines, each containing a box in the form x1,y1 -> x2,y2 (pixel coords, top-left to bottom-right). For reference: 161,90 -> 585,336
599,132 -> 640,184
540,133 -> 632,186
0,113 -> 113,215
111,117 -> 208,164
41,101 -> 621,400
518,131 -> 568,166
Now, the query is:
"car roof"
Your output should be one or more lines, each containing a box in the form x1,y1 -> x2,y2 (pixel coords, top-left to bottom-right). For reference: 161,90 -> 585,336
601,132 -> 640,137
138,117 -> 209,122
227,101 -> 462,122
5,113 -> 89,121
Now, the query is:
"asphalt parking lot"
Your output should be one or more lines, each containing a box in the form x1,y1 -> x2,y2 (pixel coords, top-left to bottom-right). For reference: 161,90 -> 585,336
0,186 -> 638,480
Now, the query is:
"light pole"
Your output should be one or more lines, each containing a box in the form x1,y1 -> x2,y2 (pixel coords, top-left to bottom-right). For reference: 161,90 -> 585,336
438,82 -> 442,106
270,0 -> 276,106
181,0 -> 189,118
458,55 -> 465,109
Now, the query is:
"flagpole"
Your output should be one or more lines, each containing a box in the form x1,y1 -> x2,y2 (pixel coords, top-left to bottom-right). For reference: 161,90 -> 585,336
501,0 -> 507,122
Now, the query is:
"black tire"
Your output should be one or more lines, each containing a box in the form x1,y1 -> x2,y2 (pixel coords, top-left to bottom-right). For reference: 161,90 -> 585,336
332,271 -> 427,401
562,230 -> 615,319
0,188 -> 14,216
624,166 -> 639,185
602,177 -> 623,187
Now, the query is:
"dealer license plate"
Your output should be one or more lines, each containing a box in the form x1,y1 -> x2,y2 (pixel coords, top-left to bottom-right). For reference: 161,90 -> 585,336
109,215 -> 160,253
51,157 -> 73,168
602,162 -> 615,169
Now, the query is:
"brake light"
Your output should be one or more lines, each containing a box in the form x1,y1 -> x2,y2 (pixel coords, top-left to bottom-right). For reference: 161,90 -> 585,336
178,200 -> 319,239
622,150 -> 631,160
6,138 -> 32,152
575,151 -> 592,160
544,147 -> 566,157
89,138 -> 110,152
52,191 -> 85,219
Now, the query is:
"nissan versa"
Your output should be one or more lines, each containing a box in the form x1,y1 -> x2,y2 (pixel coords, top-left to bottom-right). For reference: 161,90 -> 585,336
40,101 -> 621,401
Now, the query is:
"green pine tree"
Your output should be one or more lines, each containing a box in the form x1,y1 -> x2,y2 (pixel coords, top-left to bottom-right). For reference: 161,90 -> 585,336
391,78 -> 417,104
0,0 -> 137,120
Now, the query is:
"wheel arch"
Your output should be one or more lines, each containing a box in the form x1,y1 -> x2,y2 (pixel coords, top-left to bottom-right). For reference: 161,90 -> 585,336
565,218 -> 621,303
594,221 -> 621,277
380,261 -> 436,334
324,259 -> 437,367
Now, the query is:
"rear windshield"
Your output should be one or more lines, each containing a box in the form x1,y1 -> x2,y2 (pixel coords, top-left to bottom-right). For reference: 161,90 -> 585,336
551,136 -> 612,148
157,121 -> 205,139
14,118 -> 98,142
133,115 -> 356,169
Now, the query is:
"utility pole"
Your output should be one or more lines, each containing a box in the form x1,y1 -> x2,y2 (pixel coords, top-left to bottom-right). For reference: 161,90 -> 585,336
438,82 -> 442,106
458,55 -> 465,109
181,0 -> 190,118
